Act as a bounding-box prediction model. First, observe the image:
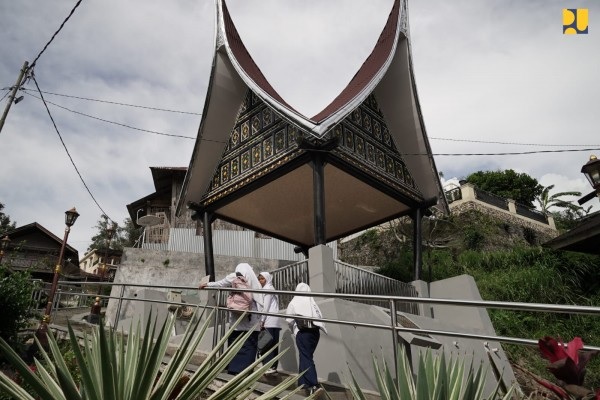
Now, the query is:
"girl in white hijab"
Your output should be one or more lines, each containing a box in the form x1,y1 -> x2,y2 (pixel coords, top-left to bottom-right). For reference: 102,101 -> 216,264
285,283 -> 326,394
257,271 -> 281,375
199,262 -> 262,374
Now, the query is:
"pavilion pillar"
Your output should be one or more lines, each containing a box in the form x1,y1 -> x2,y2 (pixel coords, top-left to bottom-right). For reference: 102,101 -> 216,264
202,211 -> 216,281
312,154 -> 326,245
308,244 -> 335,293
412,207 -> 423,281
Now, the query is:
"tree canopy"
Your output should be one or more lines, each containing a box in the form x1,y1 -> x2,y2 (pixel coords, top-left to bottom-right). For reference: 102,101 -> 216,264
466,169 -> 543,207
535,184 -> 582,215
87,215 -> 142,252
0,202 -> 16,235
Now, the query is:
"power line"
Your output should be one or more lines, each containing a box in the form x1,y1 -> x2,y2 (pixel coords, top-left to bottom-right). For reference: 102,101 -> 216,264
13,88 -> 599,149
19,91 -> 600,155
21,88 -> 202,116
31,73 -> 115,224
430,136 -> 600,147
28,0 -> 84,70
24,91 -> 199,140
410,148 -> 600,156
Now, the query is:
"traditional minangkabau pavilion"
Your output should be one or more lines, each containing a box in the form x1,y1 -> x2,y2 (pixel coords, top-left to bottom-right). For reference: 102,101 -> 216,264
177,0 -> 448,281
158,2 -> 518,392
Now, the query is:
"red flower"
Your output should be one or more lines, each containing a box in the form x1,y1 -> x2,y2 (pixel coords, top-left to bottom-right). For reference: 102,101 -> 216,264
538,336 -> 597,386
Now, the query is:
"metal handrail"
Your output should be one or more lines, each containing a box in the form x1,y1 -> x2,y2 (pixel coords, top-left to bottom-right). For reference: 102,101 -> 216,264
36,279 -> 600,385
43,280 -> 600,316
335,260 -> 420,314
270,260 -> 309,307
47,284 -> 600,345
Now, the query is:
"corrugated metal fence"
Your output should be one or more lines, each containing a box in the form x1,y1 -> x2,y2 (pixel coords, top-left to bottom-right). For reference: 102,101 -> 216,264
141,228 -> 338,261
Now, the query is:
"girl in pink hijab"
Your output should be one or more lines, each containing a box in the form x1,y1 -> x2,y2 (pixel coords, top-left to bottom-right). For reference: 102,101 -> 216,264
200,262 -> 262,375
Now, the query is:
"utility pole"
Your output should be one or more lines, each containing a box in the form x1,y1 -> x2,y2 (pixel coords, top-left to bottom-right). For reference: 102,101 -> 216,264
0,61 -> 29,135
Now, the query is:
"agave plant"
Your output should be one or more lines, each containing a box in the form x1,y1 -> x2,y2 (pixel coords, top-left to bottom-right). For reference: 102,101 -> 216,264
347,345 -> 516,400
0,309 -> 315,399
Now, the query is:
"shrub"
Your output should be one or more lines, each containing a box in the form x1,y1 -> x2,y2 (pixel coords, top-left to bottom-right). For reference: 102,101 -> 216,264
463,228 -> 485,250
0,266 -> 37,347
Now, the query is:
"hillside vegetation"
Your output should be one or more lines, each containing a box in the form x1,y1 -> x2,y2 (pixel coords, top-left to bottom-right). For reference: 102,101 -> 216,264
339,209 -> 600,388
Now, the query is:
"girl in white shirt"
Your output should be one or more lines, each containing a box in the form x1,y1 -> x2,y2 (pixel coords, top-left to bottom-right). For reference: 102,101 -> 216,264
285,283 -> 326,394
257,271 -> 281,375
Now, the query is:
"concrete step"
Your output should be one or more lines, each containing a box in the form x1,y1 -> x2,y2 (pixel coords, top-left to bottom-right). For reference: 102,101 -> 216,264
161,354 -> 307,399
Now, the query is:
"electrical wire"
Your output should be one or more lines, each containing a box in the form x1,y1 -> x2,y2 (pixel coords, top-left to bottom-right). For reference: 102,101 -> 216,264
19,90 -> 600,155
14,88 -> 599,149
0,89 -> 10,103
28,0 -> 84,70
407,148 -> 600,156
429,136 -> 600,147
21,88 -> 202,116
24,91 -> 203,141
31,72 -> 115,224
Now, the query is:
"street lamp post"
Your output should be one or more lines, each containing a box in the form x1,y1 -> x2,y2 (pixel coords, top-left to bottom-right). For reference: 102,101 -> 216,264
35,207 -> 79,348
0,235 -> 10,264
97,221 -> 116,293
89,221 -> 116,324
578,155 -> 600,205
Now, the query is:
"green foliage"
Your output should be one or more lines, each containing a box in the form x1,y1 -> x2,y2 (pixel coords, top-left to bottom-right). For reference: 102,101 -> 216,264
0,310 -> 309,400
0,202 -> 16,236
466,169 -> 543,207
552,208 -> 590,233
120,217 -> 143,248
521,227 -> 537,245
535,185 -> 582,215
463,227 -> 485,250
0,266 -> 36,346
347,345 -> 516,399
87,216 -> 142,252
373,246 -> 600,388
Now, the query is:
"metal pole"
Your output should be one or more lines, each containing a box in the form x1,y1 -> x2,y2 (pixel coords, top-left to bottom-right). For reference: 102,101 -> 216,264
212,288 -> 221,350
97,222 -> 115,295
36,224 -> 71,348
0,61 -> 29,135
412,208 -> 423,281
390,299 -> 399,379
113,284 -> 126,330
54,288 -> 62,320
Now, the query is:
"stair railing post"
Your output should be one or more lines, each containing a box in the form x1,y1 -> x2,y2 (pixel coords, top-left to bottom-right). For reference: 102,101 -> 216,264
113,284 -> 126,330
390,298 -> 399,378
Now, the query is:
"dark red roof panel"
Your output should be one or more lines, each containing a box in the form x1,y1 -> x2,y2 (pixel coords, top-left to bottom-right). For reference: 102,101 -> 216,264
311,0 -> 400,123
222,1 -> 295,113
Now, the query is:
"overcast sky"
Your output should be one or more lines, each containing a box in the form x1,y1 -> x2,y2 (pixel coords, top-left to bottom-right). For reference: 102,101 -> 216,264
1,0 -> 599,257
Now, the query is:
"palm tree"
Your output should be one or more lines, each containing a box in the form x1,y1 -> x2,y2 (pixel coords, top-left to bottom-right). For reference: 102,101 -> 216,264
536,185 -> 582,215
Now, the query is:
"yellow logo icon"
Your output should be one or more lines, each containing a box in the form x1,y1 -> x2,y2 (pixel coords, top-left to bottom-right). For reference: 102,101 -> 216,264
563,9 -> 588,34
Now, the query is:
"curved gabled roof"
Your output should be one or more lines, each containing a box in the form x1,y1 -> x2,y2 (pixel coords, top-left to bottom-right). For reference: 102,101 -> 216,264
220,0 -> 402,137
177,0 -> 448,217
